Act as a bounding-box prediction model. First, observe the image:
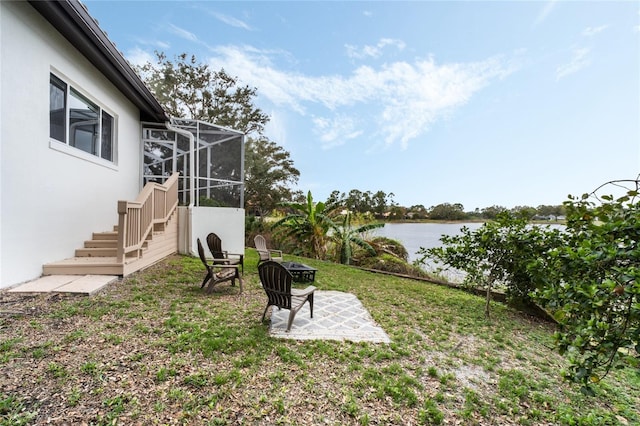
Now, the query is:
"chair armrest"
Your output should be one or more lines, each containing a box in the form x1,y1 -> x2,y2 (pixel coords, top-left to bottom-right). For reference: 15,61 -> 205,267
221,252 -> 244,260
291,286 -> 316,297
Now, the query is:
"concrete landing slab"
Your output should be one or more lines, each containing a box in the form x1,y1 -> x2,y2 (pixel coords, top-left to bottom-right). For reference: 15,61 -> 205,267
55,275 -> 118,295
8,275 -> 79,292
8,275 -> 118,295
269,290 -> 391,343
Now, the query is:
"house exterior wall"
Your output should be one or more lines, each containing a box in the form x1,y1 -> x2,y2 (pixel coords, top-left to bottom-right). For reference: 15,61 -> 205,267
0,2 -> 144,288
189,207 -> 246,257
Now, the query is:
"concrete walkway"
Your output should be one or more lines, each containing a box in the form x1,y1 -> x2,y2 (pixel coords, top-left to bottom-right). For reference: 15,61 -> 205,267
269,290 -> 391,343
7,275 -> 118,295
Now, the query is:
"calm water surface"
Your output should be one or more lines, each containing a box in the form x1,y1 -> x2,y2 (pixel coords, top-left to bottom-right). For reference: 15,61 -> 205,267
373,222 -> 484,262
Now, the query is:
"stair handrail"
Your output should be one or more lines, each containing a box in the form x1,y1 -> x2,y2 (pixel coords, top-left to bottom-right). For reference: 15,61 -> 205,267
116,172 -> 179,262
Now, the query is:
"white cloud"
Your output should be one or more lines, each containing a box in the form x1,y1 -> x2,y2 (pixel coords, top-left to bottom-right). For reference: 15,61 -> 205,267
264,110 -> 288,146
312,116 -> 363,149
208,45 -> 517,150
345,38 -> 406,60
168,24 -> 199,42
194,5 -> 253,30
556,48 -> 591,80
209,11 -> 252,30
126,47 -> 155,68
533,0 -> 558,27
134,38 -> 170,50
582,25 -> 608,37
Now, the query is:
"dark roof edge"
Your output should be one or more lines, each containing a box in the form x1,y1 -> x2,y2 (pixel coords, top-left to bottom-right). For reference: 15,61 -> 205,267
29,0 -> 169,123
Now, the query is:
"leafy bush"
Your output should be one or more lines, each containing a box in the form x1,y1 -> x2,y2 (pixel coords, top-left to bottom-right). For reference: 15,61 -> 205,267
369,236 -> 409,261
530,188 -> 640,392
416,212 -> 564,317
359,253 -> 430,278
415,179 -> 640,391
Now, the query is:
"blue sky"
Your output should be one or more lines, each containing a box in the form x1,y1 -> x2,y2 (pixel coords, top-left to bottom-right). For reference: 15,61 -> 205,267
85,0 -> 639,210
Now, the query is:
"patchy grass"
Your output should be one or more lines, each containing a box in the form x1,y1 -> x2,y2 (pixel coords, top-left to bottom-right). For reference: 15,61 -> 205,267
0,250 -> 638,425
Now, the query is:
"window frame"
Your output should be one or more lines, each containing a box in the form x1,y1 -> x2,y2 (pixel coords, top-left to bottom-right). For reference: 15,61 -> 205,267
49,71 -> 118,168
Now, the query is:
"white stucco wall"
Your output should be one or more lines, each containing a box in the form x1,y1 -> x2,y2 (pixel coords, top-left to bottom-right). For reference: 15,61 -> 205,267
0,2 -> 144,288
188,207 -> 246,257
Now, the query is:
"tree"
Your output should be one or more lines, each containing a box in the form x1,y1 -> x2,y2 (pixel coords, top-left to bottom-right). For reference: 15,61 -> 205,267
345,189 -> 368,213
137,51 -> 302,214
324,190 -> 344,213
272,191 -> 333,259
511,205 -> 537,220
137,52 -> 269,134
324,189 -> 395,219
329,212 -> 384,265
407,204 -> 428,220
428,203 -> 466,221
244,137 -> 300,218
372,190 -> 395,218
480,205 -> 508,220
530,183 -> 640,392
387,205 -> 407,220
417,212 -> 564,318
535,204 -> 566,220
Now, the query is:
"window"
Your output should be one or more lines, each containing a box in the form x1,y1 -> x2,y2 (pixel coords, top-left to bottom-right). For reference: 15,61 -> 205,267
49,73 -> 115,162
49,74 -> 66,142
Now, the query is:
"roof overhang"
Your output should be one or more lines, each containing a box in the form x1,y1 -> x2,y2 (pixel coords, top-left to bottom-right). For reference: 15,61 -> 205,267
29,0 -> 169,123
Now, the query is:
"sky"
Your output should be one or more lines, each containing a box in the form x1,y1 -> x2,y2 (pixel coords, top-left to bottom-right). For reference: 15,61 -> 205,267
84,0 -> 640,211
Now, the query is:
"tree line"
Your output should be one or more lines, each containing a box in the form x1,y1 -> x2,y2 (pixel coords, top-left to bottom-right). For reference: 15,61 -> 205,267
324,196 -> 566,222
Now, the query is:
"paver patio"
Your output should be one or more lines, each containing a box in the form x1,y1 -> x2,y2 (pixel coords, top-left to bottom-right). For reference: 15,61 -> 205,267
268,290 -> 391,343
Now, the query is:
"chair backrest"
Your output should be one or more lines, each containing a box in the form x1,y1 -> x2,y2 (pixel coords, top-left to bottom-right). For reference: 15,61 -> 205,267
258,261 -> 293,310
206,232 -> 225,259
254,235 -> 269,261
196,238 -> 209,269
254,235 -> 267,251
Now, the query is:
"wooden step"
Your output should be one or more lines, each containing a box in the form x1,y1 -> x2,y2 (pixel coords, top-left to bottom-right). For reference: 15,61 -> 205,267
84,240 -> 117,248
75,247 -> 117,257
44,209 -> 178,277
92,231 -> 118,240
43,257 -> 124,276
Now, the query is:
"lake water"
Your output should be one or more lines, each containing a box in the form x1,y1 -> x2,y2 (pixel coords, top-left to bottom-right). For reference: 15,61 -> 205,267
372,222 -> 484,263
371,222 -> 564,281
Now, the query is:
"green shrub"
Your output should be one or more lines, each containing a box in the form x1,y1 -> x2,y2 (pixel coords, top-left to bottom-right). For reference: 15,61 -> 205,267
359,253 -> 429,277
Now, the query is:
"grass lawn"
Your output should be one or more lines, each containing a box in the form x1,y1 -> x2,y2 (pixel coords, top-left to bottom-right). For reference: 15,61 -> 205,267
1,250 -> 638,425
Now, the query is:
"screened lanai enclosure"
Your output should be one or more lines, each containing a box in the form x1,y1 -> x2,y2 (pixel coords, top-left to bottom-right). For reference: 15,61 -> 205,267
142,118 -> 244,208
141,118 -> 245,256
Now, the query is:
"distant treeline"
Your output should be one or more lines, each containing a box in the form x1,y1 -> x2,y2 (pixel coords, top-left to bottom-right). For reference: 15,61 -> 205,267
321,189 -> 564,221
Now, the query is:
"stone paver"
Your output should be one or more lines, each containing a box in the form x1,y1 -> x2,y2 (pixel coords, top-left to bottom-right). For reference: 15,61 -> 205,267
269,290 -> 391,343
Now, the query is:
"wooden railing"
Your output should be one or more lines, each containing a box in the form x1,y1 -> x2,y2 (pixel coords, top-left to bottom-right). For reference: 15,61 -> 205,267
116,173 -> 179,262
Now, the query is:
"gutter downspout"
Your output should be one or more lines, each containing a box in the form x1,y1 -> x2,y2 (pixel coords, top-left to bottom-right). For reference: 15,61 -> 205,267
165,121 -> 195,255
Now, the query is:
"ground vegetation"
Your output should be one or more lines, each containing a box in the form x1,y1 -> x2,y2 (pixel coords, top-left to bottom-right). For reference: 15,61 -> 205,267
1,252 -> 638,425
417,179 -> 640,393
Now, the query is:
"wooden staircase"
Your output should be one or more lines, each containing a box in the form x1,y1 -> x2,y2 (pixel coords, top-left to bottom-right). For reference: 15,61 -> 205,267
43,214 -> 178,276
43,173 -> 179,277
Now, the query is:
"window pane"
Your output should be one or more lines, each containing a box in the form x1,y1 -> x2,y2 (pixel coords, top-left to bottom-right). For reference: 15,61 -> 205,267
101,111 -> 113,161
69,88 -> 99,155
49,74 -> 66,141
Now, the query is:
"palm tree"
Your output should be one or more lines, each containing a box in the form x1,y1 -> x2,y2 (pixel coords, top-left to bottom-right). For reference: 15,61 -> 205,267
272,191 -> 333,259
330,211 -> 384,265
